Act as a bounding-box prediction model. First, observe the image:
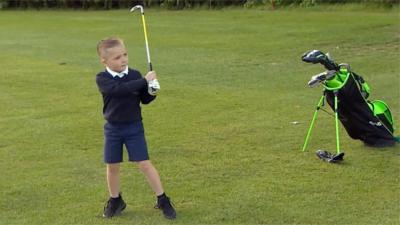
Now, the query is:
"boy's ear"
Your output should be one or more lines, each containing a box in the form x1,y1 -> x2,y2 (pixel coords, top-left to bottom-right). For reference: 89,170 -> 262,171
100,57 -> 107,66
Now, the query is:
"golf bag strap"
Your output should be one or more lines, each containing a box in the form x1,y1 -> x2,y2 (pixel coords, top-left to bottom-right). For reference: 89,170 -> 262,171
352,72 -> 370,99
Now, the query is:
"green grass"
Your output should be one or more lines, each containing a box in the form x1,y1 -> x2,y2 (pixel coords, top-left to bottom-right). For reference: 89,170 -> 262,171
0,8 -> 399,225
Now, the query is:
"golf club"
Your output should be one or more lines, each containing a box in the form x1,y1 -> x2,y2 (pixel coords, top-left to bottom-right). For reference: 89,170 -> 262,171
130,5 -> 159,94
130,5 -> 152,71
316,150 -> 345,163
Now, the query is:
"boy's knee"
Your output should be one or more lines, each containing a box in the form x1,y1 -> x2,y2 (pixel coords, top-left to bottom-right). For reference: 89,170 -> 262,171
137,160 -> 153,173
107,163 -> 120,174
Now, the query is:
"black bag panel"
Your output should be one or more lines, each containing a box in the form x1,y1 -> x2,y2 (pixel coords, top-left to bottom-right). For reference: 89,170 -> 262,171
325,74 -> 395,146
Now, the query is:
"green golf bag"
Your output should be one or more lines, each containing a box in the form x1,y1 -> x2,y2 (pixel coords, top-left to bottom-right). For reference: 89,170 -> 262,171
323,66 -> 396,147
301,50 -> 397,156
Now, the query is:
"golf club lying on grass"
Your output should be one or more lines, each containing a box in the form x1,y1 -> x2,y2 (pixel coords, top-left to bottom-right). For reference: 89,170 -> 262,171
316,150 -> 345,163
130,5 -> 160,95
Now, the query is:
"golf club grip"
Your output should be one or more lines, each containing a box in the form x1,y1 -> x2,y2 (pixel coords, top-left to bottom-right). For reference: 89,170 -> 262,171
149,62 -> 153,71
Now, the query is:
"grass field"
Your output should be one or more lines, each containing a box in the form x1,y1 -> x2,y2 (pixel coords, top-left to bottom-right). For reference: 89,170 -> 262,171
0,7 -> 399,225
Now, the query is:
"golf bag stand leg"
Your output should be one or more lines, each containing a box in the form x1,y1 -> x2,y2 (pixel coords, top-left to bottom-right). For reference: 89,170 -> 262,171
302,94 -> 325,152
333,91 -> 341,154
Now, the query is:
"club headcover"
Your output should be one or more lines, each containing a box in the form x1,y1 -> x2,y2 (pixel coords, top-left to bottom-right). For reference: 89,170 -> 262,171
302,50 -> 324,64
302,50 -> 339,71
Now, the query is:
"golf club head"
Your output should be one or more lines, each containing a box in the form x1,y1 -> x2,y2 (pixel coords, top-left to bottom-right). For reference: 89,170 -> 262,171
130,5 -> 144,13
302,50 -> 339,71
316,150 -> 345,163
316,150 -> 333,162
330,152 -> 345,163
308,70 -> 337,87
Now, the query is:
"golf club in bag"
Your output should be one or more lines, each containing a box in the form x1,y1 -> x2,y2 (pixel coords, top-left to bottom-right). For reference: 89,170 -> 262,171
301,50 -> 398,163
130,5 -> 160,94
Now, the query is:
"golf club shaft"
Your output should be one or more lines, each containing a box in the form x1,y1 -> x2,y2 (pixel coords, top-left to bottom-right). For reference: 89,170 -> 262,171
140,12 -> 152,71
131,5 -> 153,71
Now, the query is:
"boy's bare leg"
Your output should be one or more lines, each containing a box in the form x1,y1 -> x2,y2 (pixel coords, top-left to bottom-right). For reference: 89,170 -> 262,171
137,160 -> 176,219
137,160 -> 164,195
107,163 -> 121,198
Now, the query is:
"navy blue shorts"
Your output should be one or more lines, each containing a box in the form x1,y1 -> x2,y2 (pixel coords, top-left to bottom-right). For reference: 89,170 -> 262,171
103,121 -> 149,163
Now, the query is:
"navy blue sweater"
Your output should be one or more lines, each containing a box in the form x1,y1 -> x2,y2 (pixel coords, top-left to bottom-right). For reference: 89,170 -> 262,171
96,68 -> 156,123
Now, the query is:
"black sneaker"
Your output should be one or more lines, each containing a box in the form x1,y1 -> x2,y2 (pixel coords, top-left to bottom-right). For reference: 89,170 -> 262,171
155,196 -> 176,220
103,195 -> 126,218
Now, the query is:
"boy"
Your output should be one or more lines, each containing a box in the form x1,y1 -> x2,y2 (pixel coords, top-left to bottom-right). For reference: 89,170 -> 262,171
95,37 -> 176,220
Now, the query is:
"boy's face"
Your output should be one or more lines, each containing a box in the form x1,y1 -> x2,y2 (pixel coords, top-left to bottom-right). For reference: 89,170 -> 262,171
100,44 -> 128,73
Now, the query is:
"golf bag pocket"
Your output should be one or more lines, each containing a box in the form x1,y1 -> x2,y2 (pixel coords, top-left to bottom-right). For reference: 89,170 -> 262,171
368,100 -> 395,134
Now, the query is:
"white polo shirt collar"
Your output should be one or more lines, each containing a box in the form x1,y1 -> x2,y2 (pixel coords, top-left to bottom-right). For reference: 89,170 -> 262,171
106,66 -> 128,78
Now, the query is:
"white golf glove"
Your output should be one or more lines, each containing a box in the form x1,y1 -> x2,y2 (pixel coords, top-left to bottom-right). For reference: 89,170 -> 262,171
148,79 -> 160,96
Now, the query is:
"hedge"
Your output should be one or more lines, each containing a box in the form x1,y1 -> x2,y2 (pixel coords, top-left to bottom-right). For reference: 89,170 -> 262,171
0,0 -> 398,10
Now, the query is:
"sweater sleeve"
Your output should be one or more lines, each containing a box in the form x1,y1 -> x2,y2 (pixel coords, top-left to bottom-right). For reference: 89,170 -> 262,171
96,74 -> 147,96
140,85 -> 157,104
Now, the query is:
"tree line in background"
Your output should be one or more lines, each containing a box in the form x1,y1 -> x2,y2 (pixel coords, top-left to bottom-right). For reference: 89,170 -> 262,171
0,0 -> 398,9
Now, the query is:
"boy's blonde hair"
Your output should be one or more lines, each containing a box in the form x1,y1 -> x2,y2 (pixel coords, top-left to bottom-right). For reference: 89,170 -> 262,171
97,37 -> 125,58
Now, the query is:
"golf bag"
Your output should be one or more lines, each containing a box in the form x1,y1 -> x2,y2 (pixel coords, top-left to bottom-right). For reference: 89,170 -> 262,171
325,69 -> 395,147
302,50 -> 397,154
